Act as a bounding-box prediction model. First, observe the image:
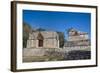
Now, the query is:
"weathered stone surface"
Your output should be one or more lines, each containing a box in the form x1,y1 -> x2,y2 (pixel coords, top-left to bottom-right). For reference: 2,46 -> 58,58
23,48 -> 46,57
27,31 -> 59,48
64,28 -> 90,49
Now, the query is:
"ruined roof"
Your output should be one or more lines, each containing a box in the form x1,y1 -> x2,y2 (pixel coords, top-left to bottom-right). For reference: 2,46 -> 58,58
68,28 -> 88,36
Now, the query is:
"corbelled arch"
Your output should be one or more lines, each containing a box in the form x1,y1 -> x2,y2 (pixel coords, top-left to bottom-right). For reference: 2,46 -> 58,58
37,32 -> 44,47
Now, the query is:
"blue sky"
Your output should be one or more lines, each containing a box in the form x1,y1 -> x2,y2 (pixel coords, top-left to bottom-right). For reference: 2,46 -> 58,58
23,10 -> 91,39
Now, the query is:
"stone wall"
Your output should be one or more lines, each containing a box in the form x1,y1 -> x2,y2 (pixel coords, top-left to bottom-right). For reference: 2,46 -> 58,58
63,46 -> 91,52
23,48 -> 46,57
27,38 -> 59,48
26,31 -> 59,48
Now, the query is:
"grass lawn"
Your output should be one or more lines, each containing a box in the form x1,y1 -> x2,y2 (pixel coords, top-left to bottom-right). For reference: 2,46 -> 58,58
23,55 -> 64,62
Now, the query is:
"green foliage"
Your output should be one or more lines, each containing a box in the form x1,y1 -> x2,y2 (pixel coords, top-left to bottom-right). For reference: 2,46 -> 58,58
57,32 -> 65,48
23,22 -> 32,48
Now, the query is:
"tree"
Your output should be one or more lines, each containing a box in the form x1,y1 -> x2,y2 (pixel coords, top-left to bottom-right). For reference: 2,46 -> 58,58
57,32 -> 65,48
36,28 -> 46,31
23,22 -> 32,48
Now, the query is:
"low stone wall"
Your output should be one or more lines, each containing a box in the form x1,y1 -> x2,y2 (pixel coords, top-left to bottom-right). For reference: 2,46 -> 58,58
23,48 -> 46,57
23,48 -> 62,57
23,46 -> 90,57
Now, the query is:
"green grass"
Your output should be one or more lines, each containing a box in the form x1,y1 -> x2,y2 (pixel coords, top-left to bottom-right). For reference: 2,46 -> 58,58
23,55 -> 64,62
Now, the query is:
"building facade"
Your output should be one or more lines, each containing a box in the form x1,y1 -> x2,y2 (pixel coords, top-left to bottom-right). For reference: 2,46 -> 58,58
64,28 -> 90,50
27,31 -> 59,48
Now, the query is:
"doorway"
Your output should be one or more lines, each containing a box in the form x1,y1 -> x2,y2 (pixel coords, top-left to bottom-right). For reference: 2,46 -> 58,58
37,32 -> 44,47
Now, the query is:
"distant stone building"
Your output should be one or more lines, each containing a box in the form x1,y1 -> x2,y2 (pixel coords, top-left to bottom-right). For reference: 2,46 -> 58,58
64,28 -> 90,50
27,31 -> 59,48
